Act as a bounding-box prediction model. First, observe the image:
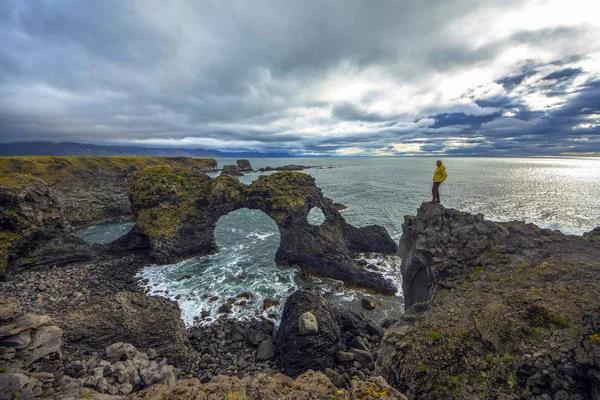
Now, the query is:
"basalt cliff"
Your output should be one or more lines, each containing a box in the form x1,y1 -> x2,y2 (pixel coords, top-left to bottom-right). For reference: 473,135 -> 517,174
378,202 -> 600,400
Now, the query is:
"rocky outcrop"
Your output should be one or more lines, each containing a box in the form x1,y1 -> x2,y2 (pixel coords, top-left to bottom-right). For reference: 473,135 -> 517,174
2,158 -> 395,292
129,370 -> 407,400
221,164 -> 244,176
275,290 -> 342,377
0,298 -> 64,399
275,290 -> 388,383
128,169 -> 398,293
378,202 -> 600,399
236,159 -> 253,171
0,174 -> 94,279
59,342 -> 177,398
0,156 -> 217,227
256,164 -> 317,172
584,226 -> 600,242
62,291 -> 194,369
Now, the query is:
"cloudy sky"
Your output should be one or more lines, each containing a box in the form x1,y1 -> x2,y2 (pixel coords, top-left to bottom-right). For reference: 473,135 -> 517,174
1,0 -> 599,156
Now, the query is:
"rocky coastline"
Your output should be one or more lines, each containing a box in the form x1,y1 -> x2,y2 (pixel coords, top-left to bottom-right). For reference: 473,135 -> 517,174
2,156 -> 600,399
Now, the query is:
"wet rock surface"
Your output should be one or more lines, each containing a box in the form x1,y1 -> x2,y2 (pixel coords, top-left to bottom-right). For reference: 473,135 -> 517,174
378,202 -> 600,400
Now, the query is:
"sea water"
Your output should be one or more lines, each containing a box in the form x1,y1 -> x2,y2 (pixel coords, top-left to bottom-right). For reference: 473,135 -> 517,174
78,157 -> 600,326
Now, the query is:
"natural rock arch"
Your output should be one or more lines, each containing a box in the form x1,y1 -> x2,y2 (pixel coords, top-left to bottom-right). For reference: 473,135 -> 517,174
122,167 -> 398,294
0,166 -> 398,294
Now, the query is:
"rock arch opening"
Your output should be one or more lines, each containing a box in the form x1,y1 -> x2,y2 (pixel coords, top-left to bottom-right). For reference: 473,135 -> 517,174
75,219 -> 135,244
307,207 -> 326,226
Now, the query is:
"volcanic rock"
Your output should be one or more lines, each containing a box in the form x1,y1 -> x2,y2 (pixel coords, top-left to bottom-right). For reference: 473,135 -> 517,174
275,290 -> 341,377
127,169 -> 398,293
236,159 -> 253,171
221,164 -> 244,176
378,202 -> 600,399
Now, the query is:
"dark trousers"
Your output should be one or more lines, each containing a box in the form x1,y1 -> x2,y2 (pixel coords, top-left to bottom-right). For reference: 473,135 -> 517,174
432,182 -> 441,202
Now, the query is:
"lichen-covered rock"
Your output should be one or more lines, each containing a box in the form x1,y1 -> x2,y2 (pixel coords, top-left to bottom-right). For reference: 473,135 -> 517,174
584,226 -> 600,242
378,202 -> 600,400
128,370 -> 407,400
127,169 -> 398,293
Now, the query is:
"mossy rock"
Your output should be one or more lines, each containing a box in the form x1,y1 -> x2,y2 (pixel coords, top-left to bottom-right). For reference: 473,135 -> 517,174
0,156 -> 217,186
129,166 -> 214,238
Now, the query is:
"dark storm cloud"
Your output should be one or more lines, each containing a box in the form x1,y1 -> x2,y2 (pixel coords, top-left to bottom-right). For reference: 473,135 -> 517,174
332,103 -> 390,122
0,0 -> 599,155
542,68 -> 583,81
429,112 -> 503,129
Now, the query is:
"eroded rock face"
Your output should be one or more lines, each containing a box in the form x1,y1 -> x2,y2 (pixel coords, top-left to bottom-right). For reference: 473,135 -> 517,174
221,164 -> 244,176
236,159 -> 253,171
0,174 -> 94,279
128,169 -> 398,294
62,291 -> 194,369
1,161 -> 397,293
378,202 -> 600,399
0,298 -> 64,398
0,156 -> 218,227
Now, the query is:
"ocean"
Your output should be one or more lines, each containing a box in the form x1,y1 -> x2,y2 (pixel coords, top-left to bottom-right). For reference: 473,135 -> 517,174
77,157 -> 600,326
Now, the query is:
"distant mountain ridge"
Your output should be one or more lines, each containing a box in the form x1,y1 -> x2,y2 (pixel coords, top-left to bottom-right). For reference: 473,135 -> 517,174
0,142 -> 295,158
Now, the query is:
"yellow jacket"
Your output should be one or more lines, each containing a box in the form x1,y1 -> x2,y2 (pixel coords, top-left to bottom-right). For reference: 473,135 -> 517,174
433,165 -> 447,183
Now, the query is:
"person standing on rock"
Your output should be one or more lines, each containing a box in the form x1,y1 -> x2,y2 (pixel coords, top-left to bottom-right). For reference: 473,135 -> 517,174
431,160 -> 447,204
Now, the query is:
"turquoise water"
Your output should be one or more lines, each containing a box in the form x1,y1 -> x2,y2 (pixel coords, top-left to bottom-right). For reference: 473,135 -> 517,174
75,219 -> 135,243
82,157 -> 600,325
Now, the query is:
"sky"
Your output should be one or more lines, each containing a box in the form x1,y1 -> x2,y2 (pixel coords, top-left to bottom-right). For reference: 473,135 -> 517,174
1,0 -> 599,156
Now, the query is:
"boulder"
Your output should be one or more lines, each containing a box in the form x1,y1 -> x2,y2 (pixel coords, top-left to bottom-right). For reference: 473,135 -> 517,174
0,298 -> 21,321
366,320 -> 385,339
298,312 -> 318,336
361,296 -> 376,310
350,348 -> 374,370
236,159 -> 253,172
256,339 -> 275,361
246,329 -> 270,346
335,351 -> 355,363
221,164 -> 244,176
275,290 -> 341,377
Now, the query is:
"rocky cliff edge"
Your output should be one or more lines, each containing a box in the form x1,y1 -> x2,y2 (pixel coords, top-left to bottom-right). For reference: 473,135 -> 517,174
378,202 -> 600,399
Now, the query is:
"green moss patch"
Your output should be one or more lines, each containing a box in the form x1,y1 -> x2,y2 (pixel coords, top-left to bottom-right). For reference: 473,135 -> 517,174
0,156 -> 216,186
